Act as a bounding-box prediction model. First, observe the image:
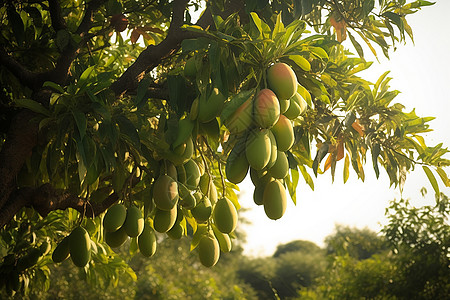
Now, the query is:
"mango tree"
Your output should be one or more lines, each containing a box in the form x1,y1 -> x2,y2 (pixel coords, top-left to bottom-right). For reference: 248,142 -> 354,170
0,0 -> 448,296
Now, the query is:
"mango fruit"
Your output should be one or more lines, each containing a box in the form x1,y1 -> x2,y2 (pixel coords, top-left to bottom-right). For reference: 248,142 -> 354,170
191,195 -> 212,223
184,57 -> 196,78
212,225 -> 232,253
266,130 -> 278,169
271,115 -> 294,151
52,236 -> 70,263
254,89 -> 280,129
213,197 -> 238,234
103,204 -> 127,233
123,206 -> 144,237
69,226 -> 91,267
198,234 -> 220,267
224,98 -> 253,134
267,63 -> 298,100
153,206 -> 177,233
138,224 -> 157,257
184,159 -> 201,189
153,174 -> 179,210
105,226 -> 128,248
263,180 -> 287,220
246,129 -> 271,170
198,88 -> 225,123
179,183 -> 196,209
226,148 -> 249,184
253,184 -> 265,206
284,92 -> 307,120
279,98 -> 290,113
268,151 -> 289,179
166,209 -> 184,240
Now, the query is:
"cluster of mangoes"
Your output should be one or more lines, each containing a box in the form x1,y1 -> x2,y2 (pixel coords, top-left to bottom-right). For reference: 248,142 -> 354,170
103,204 -> 159,258
224,63 -> 308,220
52,226 -> 92,268
150,157 -> 238,267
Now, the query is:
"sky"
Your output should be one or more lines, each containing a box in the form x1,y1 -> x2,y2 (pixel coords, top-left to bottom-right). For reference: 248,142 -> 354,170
239,0 -> 450,257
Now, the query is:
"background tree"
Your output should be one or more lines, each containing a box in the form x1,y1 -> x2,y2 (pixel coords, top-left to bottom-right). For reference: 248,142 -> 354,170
0,0 -> 449,296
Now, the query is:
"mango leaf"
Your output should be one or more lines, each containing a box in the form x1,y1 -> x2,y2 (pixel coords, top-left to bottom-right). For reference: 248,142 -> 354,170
135,77 -> 151,107
312,143 -> 329,177
289,55 -> 311,71
372,143 -> 381,178
14,99 -> 50,116
343,154 -> 350,183
43,81 -> 65,94
422,166 -> 440,195
250,12 -> 263,38
116,115 -> 141,150
299,165 -> 314,190
348,31 -> 364,58
436,167 -> 449,187
72,110 -> 87,140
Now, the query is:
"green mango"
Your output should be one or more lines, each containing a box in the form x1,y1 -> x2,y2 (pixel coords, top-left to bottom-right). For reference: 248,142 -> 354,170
191,195 -> 212,223
138,224 -> 157,257
52,236 -> 70,263
213,197 -> 238,234
103,203 -> 127,232
246,129 -> 271,170
268,151 -> 289,179
198,234 -> 220,267
123,206 -> 144,237
69,226 -> 91,267
198,88 -> 225,123
271,115 -> 294,151
105,226 -> 128,248
184,159 -> 200,189
263,180 -> 287,220
153,174 -> 179,210
153,206 -> 177,233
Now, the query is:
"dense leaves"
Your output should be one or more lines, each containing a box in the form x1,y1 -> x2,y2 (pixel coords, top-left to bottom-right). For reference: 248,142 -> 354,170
0,0 -> 448,296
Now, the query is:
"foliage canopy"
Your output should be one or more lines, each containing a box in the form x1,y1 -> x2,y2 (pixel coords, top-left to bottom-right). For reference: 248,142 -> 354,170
0,0 -> 448,296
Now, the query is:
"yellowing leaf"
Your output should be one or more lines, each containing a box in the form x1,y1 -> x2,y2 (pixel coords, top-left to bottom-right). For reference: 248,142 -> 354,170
343,154 -> 350,183
289,55 -> 311,71
422,166 -> 440,195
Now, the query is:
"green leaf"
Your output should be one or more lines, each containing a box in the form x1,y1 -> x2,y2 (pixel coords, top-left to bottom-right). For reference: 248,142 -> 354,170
72,110 -> 87,140
116,115 -> 141,150
343,154 -> 350,183
288,55 -> 311,71
299,165 -> 314,190
250,12 -> 263,38
348,31 -> 364,58
43,81 -> 65,94
372,144 -> 381,178
14,99 -> 50,116
79,65 -> 96,83
422,166 -> 439,195
135,77 -> 150,107
436,167 -> 449,187
273,13 -> 285,38
312,143 -> 329,177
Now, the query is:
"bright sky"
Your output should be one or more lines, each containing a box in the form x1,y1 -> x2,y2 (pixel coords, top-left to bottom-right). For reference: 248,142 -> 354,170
240,0 -> 450,257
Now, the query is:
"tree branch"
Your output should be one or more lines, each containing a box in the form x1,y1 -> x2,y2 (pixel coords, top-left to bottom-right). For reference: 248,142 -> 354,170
48,0 -> 66,31
0,48 -> 41,90
0,184 -> 120,228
